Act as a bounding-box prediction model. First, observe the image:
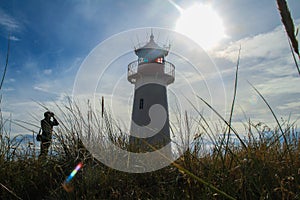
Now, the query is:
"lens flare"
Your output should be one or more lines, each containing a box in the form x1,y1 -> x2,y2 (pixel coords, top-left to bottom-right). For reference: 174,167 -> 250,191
249,95 -> 258,105
62,162 -> 83,192
66,162 -> 83,183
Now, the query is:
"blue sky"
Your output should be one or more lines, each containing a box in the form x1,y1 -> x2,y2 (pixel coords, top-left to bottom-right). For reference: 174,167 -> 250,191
0,0 -> 300,135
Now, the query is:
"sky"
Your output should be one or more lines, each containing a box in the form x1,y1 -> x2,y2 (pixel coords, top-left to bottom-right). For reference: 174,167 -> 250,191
0,0 -> 299,137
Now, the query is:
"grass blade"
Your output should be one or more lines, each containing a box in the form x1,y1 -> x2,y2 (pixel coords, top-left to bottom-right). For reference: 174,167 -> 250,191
172,162 -> 236,200
0,35 -> 10,90
196,95 -> 248,150
248,82 -> 293,163
225,45 -> 241,156
288,39 -> 300,75
0,182 -> 23,200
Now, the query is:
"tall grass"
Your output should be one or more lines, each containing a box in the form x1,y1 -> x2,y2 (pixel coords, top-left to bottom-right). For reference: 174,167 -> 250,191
0,94 -> 299,199
0,66 -> 299,199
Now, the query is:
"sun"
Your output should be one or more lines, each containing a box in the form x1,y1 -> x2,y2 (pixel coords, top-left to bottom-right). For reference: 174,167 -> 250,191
175,3 -> 226,50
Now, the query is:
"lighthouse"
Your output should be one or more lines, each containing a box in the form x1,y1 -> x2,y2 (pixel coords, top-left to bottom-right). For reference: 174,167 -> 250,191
128,33 -> 175,152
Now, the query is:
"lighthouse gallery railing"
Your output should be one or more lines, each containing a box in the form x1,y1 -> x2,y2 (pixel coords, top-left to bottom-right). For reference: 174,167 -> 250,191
127,60 -> 175,83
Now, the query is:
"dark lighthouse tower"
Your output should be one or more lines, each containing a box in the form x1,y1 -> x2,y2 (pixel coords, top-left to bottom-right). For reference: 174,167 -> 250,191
127,33 -> 175,152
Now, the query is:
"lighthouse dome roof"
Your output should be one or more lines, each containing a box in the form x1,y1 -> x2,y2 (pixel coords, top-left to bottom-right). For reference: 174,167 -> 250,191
135,33 -> 169,58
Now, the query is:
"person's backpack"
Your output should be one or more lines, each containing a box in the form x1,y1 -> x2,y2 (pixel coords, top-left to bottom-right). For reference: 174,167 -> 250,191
36,128 -> 42,142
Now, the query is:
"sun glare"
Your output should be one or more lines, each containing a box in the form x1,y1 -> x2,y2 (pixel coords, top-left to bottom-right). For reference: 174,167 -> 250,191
175,3 -> 226,50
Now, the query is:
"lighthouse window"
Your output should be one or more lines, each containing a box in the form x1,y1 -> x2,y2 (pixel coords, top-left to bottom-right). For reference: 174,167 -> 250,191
155,57 -> 163,63
139,98 -> 144,109
139,57 -> 148,63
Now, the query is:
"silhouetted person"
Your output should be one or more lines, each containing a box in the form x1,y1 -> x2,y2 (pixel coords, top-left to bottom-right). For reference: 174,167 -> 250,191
39,111 -> 59,158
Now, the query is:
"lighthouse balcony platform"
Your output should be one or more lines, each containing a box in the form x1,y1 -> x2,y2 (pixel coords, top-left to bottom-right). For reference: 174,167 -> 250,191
128,60 -> 175,85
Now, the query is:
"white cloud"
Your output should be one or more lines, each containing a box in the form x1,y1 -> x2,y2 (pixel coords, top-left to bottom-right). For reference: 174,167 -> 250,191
43,69 -> 52,75
9,35 -> 20,41
33,86 -> 47,93
254,76 -> 300,96
33,80 -> 70,96
214,18 -> 300,64
277,101 -> 300,111
0,9 -> 22,31
204,19 -> 300,127
214,26 -> 289,62
3,87 -> 15,92
63,57 -> 82,73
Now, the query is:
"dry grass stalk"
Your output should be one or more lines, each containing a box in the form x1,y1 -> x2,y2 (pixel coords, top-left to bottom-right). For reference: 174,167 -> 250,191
0,35 -> 10,91
276,0 -> 299,56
